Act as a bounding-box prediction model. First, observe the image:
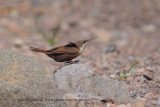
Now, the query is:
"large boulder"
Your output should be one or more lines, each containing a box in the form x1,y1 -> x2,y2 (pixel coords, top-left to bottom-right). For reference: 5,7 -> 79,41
55,64 -> 137,104
0,49 -> 64,107
0,48 -> 139,107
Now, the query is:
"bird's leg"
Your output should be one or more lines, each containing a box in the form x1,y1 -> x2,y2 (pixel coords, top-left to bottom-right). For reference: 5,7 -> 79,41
64,61 -> 75,65
74,59 -> 81,63
65,59 -> 82,64
54,60 -> 81,73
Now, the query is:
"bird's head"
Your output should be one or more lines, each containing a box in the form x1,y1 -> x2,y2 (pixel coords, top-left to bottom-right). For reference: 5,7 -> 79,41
76,37 -> 97,53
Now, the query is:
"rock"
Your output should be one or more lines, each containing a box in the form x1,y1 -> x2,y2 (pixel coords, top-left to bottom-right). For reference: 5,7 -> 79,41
126,77 -> 133,81
156,97 -> 160,106
54,64 -> 137,104
110,74 -> 116,79
0,49 -> 64,107
142,24 -> 156,33
140,75 -> 147,82
63,93 -> 104,107
145,66 -> 154,72
115,69 -> 120,74
13,38 -> 24,48
143,74 -> 153,81
128,56 -> 134,61
134,101 -> 146,107
102,44 -> 116,53
10,10 -> 19,18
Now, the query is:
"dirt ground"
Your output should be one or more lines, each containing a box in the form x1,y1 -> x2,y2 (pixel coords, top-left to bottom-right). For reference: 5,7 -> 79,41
0,0 -> 160,106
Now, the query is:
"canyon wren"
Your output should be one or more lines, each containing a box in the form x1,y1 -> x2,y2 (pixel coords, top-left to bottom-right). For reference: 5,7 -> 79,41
30,37 -> 97,63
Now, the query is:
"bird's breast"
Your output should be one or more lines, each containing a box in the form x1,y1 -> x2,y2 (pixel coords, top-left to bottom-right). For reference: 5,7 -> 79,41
79,44 -> 86,53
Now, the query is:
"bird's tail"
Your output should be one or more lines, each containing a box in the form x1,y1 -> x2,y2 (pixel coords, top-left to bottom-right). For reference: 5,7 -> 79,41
30,47 -> 46,53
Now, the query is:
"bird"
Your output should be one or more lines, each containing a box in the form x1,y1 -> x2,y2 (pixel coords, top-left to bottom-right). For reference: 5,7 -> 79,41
30,37 -> 97,63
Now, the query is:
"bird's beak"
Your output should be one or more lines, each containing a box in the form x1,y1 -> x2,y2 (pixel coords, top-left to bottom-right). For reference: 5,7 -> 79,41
85,36 -> 97,42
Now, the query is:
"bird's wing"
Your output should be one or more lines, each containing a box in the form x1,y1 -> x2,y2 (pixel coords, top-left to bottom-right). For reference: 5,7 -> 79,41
64,42 -> 77,48
46,46 -> 78,55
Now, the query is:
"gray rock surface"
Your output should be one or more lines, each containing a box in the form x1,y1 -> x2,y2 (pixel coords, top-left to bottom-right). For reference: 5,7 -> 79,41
55,64 -> 137,104
0,49 -> 64,107
0,48 -> 138,106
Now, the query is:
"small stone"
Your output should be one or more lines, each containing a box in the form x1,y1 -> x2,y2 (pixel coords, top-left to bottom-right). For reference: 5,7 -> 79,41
117,104 -> 127,107
143,74 -> 153,81
140,75 -> 147,82
110,74 -> 116,79
115,69 -> 120,74
110,104 -> 117,107
128,56 -> 134,61
135,101 -> 145,107
14,39 -> 24,48
141,89 -> 147,94
146,93 -> 155,99
136,68 -> 145,76
102,44 -> 116,53
157,98 -> 160,106
10,10 -> 19,18
142,24 -> 156,33
143,56 -> 149,61
126,77 -> 133,81
137,76 -> 141,82
145,66 -> 154,72
136,72 -> 144,76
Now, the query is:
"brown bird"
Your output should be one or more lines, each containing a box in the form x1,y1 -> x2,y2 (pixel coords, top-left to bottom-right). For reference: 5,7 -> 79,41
30,37 -> 97,63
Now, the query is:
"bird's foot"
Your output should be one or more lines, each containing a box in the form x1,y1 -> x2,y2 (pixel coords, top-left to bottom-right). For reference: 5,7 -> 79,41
76,59 -> 85,63
64,60 -> 81,65
74,59 -> 82,63
64,61 -> 75,65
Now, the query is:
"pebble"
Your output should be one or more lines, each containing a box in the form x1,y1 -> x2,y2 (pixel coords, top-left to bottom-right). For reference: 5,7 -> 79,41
110,104 -> 117,107
141,89 -> 147,94
14,39 -> 24,48
136,68 -> 145,76
93,9 -> 100,18
110,74 -> 116,79
128,56 -> 134,61
157,98 -> 160,106
115,69 -> 120,74
102,44 -> 116,53
136,72 -> 144,76
142,24 -> 156,33
137,76 -> 141,82
140,75 -> 147,82
146,66 -> 154,72
10,10 -> 19,18
126,77 -> 133,81
143,74 -> 153,80
143,56 -> 149,61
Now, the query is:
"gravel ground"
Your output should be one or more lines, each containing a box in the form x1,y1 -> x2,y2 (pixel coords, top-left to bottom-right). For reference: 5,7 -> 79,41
0,0 -> 160,106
